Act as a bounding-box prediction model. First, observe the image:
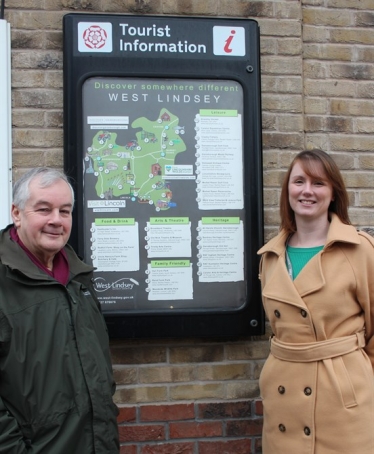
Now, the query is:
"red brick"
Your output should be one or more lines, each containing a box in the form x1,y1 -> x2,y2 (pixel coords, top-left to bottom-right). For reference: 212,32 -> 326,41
169,421 -> 222,439
141,442 -> 194,454
120,445 -> 137,454
199,439 -> 252,454
255,400 -> 263,415
197,401 -> 252,419
140,403 -> 194,422
118,424 -> 165,442
226,419 -> 263,437
117,406 -> 137,424
254,436 -> 263,454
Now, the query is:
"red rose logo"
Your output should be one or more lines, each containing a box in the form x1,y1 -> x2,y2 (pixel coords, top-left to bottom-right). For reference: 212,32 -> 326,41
82,25 -> 108,49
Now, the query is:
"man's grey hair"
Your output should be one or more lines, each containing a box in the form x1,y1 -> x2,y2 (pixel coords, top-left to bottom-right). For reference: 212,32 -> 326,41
13,167 -> 75,209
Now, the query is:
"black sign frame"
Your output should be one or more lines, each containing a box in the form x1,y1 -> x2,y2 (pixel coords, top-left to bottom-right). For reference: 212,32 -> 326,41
63,13 -> 264,338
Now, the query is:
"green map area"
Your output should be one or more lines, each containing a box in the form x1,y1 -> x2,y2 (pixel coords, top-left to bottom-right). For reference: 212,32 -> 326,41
85,109 -> 186,210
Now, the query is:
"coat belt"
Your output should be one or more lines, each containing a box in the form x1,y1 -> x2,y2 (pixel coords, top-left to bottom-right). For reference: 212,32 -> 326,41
270,331 -> 365,362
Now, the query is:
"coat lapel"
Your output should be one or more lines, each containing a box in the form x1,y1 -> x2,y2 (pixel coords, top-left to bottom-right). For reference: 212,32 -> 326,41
294,214 -> 361,296
258,214 -> 361,306
261,256 -> 307,307
293,251 -> 325,296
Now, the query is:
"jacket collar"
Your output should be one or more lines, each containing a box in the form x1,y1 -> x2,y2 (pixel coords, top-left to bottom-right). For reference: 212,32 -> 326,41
257,214 -> 360,301
0,224 -> 93,281
258,213 -> 359,257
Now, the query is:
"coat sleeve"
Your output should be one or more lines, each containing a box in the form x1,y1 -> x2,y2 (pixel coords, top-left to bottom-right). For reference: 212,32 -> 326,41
0,314 -> 28,452
0,397 -> 28,453
358,232 -> 374,371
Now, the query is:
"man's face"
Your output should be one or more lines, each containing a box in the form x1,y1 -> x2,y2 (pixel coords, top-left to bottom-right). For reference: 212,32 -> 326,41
11,177 -> 73,268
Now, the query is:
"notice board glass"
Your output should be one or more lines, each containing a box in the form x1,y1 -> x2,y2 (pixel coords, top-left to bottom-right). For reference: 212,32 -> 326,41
82,77 -> 245,312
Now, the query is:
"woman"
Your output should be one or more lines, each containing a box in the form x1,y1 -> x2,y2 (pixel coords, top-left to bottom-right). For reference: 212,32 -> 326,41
258,149 -> 374,454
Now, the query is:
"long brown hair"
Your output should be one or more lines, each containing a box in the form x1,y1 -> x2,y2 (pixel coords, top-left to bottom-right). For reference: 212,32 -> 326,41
280,149 -> 350,234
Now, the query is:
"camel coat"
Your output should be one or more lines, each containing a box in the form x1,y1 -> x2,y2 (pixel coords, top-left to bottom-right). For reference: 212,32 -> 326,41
257,214 -> 374,454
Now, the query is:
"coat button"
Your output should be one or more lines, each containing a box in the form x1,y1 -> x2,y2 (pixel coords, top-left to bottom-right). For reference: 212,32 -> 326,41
279,424 -> 286,432
300,309 -> 307,318
304,387 -> 312,396
304,427 -> 311,436
274,310 -> 281,318
278,386 -> 285,394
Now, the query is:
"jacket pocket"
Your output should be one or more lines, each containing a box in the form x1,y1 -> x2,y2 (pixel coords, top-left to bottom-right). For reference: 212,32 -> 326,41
332,356 -> 357,408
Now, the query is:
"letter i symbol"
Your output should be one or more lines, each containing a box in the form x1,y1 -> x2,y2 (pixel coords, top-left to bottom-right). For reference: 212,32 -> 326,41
224,30 -> 236,53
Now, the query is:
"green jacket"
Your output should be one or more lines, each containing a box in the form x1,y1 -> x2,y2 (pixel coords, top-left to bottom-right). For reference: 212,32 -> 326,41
0,225 -> 119,453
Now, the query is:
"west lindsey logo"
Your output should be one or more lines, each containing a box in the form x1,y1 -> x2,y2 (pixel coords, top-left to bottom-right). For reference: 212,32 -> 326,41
93,277 -> 139,292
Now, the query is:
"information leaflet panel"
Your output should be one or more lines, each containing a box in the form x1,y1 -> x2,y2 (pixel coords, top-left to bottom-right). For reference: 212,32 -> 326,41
83,77 -> 245,312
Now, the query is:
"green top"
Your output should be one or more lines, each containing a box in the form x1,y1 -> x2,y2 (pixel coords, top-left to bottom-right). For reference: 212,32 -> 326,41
286,245 -> 324,280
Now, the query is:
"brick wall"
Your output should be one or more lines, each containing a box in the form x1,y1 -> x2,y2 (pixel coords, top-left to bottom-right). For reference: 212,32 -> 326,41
117,400 -> 262,454
258,0 -> 374,240
4,0 -> 374,453
111,337 -> 268,452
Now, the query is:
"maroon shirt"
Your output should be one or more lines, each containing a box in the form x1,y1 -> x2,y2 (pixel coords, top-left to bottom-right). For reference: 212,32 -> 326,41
10,227 -> 70,285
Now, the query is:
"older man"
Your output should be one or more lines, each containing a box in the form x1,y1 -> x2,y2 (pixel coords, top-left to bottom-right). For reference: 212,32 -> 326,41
0,167 -> 119,453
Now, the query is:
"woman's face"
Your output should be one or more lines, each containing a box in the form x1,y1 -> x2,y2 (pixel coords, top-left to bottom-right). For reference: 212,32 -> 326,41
288,160 -> 334,224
